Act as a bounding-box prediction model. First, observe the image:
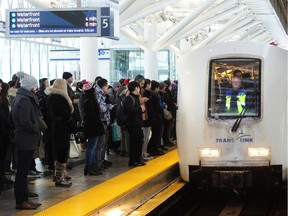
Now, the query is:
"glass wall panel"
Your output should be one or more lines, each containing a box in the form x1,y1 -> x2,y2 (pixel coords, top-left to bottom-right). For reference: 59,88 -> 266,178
49,61 -> 57,80
10,40 -> 21,76
39,44 -> 48,79
110,48 -> 176,82
20,41 -> 31,74
110,50 -> 130,81
31,43 -> 40,80
0,39 -> 11,81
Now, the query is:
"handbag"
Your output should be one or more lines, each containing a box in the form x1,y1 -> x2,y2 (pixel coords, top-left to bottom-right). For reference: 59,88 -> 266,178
111,123 -> 121,142
69,134 -> 81,158
163,108 -> 173,120
39,117 -> 47,131
34,133 -> 45,159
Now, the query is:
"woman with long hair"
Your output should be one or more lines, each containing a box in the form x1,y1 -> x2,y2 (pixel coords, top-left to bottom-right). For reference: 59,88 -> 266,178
47,79 -> 76,187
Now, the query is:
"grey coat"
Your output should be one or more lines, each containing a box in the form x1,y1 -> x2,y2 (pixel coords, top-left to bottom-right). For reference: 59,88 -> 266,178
11,88 -> 40,151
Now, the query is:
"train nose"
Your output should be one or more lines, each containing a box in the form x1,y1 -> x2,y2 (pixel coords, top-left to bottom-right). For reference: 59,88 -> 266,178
212,170 -> 252,188
221,174 -> 232,186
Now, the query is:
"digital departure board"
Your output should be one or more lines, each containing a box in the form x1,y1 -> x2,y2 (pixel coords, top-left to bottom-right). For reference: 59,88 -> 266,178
6,7 -> 118,39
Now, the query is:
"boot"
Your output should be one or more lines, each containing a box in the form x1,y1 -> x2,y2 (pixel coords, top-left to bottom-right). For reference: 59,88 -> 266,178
53,161 -> 57,182
84,166 -> 102,176
54,162 -> 72,188
91,164 -> 103,175
63,163 -> 72,181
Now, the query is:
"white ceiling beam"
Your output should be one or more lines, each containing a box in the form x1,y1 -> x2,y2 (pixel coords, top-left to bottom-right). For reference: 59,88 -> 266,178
160,5 -> 245,50
120,0 -> 179,27
120,27 -> 148,50
243,27 -> 264,40
191,10 -> 250,50
209,16 -> 254,43
152,0 -> 218,51
129,23 -> 144,37
198,0 -> 238,20
120,0 -> 136,15
24,0 -> 51,7
250,32 -> 269,41
168,44 -> 183,56
214,20 -> 260,43
120,0 -> 163,23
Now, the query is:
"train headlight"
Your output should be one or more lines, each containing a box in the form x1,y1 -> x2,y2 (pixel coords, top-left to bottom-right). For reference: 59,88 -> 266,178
200,148 -> 221,158
248,147 -> 270,157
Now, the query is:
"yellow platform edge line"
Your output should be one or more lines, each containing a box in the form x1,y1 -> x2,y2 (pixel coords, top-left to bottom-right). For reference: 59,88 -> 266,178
128,179 -> 186,215
35,149 -> 179,216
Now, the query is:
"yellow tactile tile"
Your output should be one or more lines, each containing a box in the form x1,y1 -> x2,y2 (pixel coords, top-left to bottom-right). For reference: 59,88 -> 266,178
34,149 -> 179,216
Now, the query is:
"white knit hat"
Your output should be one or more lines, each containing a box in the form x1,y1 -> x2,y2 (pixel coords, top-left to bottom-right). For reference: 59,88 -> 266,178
16,71 -> 38,91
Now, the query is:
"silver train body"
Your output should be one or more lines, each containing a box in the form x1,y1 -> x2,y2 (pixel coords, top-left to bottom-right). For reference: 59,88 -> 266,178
177,42 -> 287,189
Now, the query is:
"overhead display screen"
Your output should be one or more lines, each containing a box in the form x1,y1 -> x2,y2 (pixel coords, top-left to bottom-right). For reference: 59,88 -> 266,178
6,8 -> 118,38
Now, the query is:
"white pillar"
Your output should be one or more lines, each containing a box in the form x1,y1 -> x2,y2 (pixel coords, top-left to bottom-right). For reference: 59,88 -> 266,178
144,17 -> 158,80
80,37 -> 99,82
144,49 -> 158,80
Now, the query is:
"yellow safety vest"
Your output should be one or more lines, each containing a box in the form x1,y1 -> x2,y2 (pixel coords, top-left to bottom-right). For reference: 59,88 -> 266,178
226,93 -> 246,113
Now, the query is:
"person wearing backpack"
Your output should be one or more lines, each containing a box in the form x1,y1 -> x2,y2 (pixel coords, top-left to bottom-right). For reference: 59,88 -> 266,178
123,81 -> 146,166
115,86 -> 129,157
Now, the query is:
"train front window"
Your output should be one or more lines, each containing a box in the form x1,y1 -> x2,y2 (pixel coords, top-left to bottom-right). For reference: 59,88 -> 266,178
208,58 -> 261,120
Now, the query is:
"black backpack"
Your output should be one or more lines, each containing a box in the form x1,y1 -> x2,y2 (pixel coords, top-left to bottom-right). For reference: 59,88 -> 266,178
116,95 -> 135,126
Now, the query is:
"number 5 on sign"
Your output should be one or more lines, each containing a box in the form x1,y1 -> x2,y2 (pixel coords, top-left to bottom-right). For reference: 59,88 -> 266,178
102,18 -> 108,28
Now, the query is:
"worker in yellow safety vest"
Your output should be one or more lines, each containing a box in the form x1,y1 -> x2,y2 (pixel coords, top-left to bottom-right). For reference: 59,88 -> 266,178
225,76 -> 247,113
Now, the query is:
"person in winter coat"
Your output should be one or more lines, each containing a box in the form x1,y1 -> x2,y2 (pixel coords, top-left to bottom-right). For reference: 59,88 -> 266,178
47,79 -> 76,188
0,82 -> 14,193
123,81 -> 146,166
11,71 -> 41,210
147,81 -> 165,156
82,81 -> 105,175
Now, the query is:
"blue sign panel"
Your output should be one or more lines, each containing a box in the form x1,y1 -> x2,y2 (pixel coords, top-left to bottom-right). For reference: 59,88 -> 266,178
101,7 -> 110,37
6,8 -> 118,39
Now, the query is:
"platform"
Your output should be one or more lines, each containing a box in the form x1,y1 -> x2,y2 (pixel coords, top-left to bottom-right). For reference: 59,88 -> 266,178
0,147 -> 179,216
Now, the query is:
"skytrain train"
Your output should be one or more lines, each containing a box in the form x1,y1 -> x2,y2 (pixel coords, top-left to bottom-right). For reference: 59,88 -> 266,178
177,41 -> 287,191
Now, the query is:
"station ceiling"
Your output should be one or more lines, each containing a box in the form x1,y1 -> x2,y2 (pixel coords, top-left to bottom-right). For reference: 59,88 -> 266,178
25,0 -> 288,52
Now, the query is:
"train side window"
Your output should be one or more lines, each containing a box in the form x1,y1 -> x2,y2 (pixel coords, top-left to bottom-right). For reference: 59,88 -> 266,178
208,58 -> 261,120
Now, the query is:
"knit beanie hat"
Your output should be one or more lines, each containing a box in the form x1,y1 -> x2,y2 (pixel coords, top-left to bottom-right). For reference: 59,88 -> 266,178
16,71 -> 38,91
112,81 -> 121,89
123,78 -> 131,85
62,72 -> 73,80
83,81 -> 94,91
159,81 -> 167,89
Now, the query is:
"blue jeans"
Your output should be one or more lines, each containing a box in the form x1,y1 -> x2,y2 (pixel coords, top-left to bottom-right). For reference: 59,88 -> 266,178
96,132 -> 105,167
96,123 -> 107,166
86,136 -> 100,166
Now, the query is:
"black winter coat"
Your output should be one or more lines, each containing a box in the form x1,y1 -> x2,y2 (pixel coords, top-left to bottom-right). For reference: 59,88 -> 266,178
83,94 -> 105,137
0,92 -> 11,150
123,93 -> 142,127
160,90 -> 177,118
11,88 -> 40,151
149,91 -> 163,127
47,89 -> 75,149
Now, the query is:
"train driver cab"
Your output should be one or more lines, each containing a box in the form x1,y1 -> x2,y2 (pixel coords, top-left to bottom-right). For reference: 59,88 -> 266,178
208,58 -> 261,125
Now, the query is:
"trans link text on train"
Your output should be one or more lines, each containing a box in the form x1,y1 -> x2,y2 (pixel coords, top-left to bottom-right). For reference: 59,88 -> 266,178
216,138 -> 253,143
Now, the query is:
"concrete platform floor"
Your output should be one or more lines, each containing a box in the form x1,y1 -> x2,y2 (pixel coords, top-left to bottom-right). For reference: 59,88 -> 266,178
0,151 -> 134,216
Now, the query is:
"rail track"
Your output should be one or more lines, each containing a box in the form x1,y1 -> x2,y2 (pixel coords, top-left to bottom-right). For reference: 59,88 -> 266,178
148,183 -> 287,216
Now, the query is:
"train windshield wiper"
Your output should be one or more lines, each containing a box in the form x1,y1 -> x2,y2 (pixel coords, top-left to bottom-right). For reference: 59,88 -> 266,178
231,92 -> 257,132
231,106 -> 247,132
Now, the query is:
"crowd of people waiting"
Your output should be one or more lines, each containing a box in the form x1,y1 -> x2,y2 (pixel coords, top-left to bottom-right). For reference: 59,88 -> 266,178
0,71 -> 178,210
